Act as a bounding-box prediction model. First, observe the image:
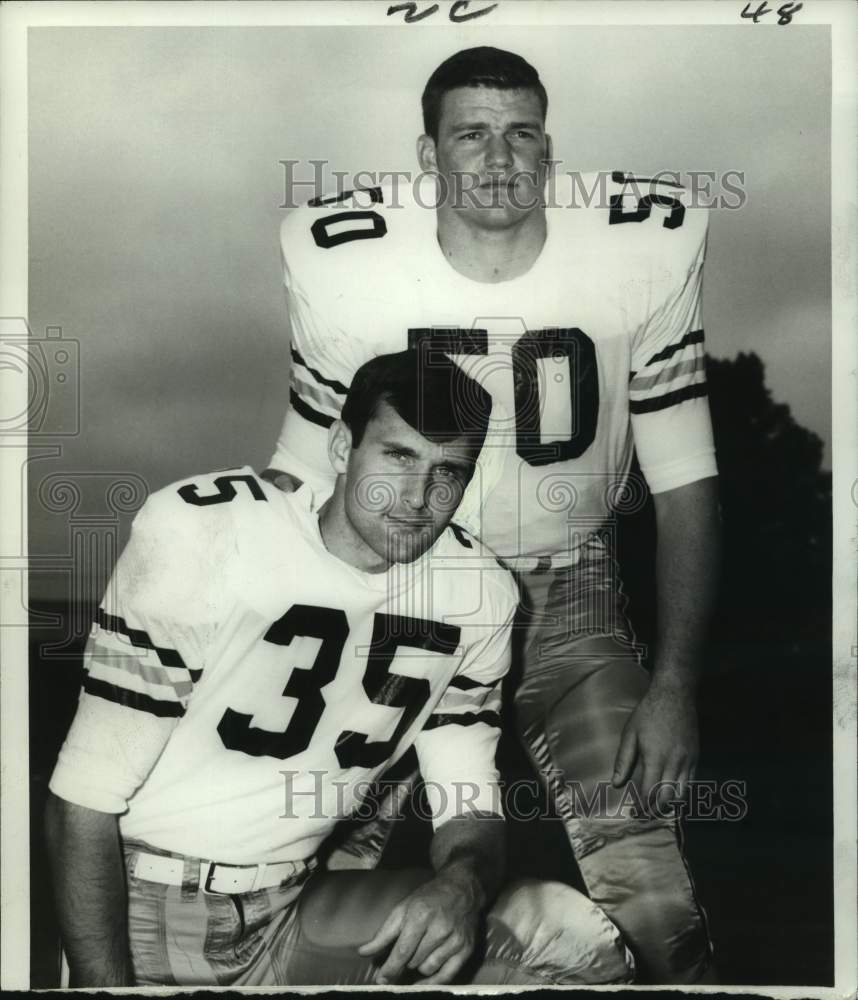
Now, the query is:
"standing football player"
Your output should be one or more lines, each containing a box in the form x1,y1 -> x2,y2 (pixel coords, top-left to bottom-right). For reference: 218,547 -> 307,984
45,352 -> 633,988
264,47 -> 720,984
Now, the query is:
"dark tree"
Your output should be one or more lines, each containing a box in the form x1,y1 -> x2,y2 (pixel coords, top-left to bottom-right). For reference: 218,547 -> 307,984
618,351 -> 832,647
705,352 -> 831,643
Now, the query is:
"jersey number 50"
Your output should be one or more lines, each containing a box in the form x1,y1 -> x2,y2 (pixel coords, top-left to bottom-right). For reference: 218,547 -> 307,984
409,327 -> 599,467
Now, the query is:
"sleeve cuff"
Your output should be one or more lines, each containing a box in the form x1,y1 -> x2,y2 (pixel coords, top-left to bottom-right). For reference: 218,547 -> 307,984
423,777 -> 504,830
48,766 -> 129,815
641,449 -> 718,494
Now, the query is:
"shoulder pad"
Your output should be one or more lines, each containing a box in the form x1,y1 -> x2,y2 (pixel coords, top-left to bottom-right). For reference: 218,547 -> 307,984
136,466 -> 270,535
603,170 -> 709,246
550,170 -> 707,249
169,467 -> 270,509
280,177 -> 432,269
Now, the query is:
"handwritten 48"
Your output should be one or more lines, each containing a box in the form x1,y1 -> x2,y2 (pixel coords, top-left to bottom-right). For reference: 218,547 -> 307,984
741,1 -> 803,25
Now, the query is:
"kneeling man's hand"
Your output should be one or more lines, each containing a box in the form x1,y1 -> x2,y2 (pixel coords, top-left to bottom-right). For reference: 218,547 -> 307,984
358,872 -> 481,985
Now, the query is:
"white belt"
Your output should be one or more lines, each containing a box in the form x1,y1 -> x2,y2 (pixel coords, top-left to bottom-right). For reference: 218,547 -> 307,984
130,851 -> 317,895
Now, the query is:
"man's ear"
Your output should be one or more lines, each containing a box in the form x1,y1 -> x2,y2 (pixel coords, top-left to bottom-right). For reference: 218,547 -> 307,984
328,420 -> 352,474
417,134 -> 438,173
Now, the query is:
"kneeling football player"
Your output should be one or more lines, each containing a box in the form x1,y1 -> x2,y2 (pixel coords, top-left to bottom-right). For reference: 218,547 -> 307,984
45,351 -> 634,987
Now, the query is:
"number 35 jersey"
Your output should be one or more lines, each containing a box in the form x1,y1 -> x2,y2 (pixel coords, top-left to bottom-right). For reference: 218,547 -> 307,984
270,172 -> 718,566
49,470 -> 518,864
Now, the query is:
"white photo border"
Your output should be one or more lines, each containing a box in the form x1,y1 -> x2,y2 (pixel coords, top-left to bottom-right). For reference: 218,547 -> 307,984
1,1 -> 855,994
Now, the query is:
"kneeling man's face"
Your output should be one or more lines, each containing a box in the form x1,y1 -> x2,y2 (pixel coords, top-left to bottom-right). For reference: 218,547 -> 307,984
331,401 -> 477,566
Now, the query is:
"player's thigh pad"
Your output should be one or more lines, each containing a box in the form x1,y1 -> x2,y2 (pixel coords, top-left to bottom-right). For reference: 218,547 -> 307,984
278,868 -> 430,984
517,635 -> 649,825
515,556 -> 649,832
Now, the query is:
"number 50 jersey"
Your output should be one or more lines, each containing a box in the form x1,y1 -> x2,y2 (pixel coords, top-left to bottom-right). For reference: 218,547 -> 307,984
270,172 -> 718,567
49,470 -> 518,864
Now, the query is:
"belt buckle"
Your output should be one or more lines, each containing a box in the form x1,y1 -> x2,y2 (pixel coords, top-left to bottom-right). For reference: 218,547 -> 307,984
277,861 -> 300,889
202,862 -> 219,894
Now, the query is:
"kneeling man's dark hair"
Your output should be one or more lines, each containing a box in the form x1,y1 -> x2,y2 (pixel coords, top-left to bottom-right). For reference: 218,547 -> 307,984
342,349 -> 492,453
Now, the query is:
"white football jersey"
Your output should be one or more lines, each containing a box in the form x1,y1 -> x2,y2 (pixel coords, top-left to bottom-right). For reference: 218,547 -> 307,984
270,172 -> 717,566
50,470 -> 517,864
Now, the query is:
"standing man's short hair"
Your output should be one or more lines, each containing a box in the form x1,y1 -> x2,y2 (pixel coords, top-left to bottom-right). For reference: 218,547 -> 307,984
421,46 -> 548,141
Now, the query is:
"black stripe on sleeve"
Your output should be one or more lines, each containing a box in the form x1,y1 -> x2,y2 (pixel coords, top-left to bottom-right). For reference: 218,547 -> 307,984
629,382 -> 708,414
448,674 -> 502,692
290,389 -> 335,429
96,608 -> 190,672
449,523 -> 473,549
644,329 -> 704,367
423,710 -> 501,731
290,347 -> 349,395
83,675 -> 185,718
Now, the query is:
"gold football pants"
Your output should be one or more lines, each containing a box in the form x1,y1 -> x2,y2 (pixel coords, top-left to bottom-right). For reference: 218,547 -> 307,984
512,536 -> 713,984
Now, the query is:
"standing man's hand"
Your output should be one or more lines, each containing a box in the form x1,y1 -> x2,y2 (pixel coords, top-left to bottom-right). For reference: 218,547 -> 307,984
358,869 -> 482,984
612,678 -> 699,813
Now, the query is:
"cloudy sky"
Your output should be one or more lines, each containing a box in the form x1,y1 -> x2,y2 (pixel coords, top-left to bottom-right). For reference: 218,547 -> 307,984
27,23 -> 831,595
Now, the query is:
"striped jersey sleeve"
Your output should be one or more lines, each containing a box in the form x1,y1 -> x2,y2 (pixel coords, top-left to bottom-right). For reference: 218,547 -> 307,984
629,208 -> 718,493
413,571 -> 517,828
49,496 -> 218,813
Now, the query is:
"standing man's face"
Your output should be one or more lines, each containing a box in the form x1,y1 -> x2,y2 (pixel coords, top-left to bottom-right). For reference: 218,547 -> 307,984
418,86 -> 550,230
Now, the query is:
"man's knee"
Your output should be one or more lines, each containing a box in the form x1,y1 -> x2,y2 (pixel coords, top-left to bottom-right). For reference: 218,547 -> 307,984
480,879 -> 635,985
